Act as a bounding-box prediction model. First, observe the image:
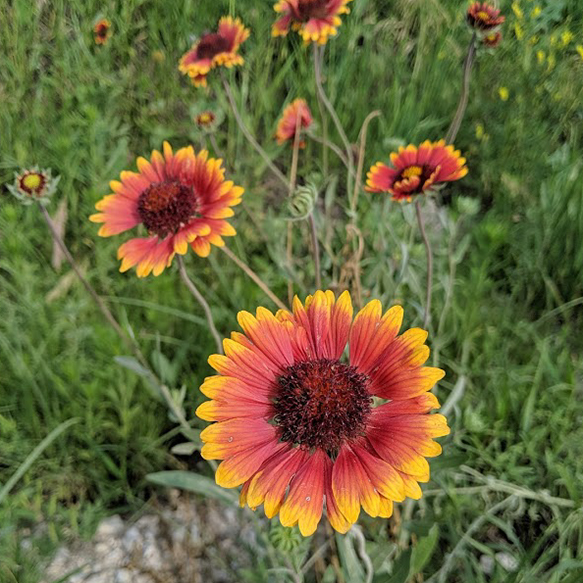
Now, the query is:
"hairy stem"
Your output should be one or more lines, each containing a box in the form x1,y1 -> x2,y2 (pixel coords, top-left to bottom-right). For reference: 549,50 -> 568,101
222,75 -> 287,186
415,201 -> 434,329
308,212 -> 321,289
177,256 -> 223,355
41,205 -> 137,359
307,132 -> 349,170
313,44 -> 354,192
445,34 -> 477,144
287,108 -> 303,303
351,110 -> 381,215
286,222 -> 294,306
219,246 -> 288,312
208,133 -> 225,159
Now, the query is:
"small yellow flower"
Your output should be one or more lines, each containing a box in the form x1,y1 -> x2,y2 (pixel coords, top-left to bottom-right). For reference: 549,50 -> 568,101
152,50 -> 165,63
536,50 -> 545,64
576,45 -> 583,60
514,22 -> 524,40
475,123 -> 485,140
512,1 -> 523,19
561,31 -> 574,47
550,34 -> 557,47
498,87 -> 509,101
547,54 -> 556,71
531,6 -> 542,17
528,35 -> 539,45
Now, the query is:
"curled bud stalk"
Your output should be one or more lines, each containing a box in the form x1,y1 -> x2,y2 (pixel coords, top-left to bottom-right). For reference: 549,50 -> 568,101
7,167 -> 60,206
287,183 -> 318,221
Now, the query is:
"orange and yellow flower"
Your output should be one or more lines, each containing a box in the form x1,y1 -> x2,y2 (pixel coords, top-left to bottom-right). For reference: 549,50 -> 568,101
276,99 -> 313,147
366,140 -> 468,202
483,31 -> 502,47
179,16 -> 250,88
197,291 -> 449,536
90,142 -> 244,277
467,2 -> 505,32
94,19 -> 112,45
272,0 -> 353,45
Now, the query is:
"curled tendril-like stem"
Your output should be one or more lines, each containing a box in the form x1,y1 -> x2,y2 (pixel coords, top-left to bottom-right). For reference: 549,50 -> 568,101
445,33 -> 477,144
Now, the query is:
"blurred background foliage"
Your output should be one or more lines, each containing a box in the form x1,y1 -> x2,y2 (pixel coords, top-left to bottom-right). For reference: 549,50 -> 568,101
1,0 -> 582,581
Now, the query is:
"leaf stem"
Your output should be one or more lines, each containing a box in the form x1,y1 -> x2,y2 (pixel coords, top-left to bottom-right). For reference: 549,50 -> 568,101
177,255 -> 223,355
219,246 -> 288,312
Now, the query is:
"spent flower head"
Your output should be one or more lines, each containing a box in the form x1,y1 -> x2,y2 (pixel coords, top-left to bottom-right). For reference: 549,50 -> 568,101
7,167 -> 60,206
197,291 -> 449,536
287,183 -> 318,220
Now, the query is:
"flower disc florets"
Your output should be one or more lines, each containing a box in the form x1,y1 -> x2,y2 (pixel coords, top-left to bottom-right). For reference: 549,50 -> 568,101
137,181 -> 197,238
273,358 -> 372,453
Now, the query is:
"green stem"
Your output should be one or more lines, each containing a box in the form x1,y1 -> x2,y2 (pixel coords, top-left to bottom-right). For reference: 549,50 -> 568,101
415,201 -> 433,329
177,255 -> 223,355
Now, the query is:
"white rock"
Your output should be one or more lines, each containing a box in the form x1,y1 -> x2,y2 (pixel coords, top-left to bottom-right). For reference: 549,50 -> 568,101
95,515 -> 125,541
496,551 -> 519,572
122,525 -> 142,551
480,554 -> 494,574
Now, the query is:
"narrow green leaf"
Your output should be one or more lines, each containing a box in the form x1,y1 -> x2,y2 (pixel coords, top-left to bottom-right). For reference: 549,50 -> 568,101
146,471 -> 238,505
0,418 -> 79,505
409,524 -> 439,577
170,442 -> 198,455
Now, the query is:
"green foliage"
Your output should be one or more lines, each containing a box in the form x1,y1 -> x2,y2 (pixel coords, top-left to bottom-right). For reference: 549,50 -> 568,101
1,0 -> 582,581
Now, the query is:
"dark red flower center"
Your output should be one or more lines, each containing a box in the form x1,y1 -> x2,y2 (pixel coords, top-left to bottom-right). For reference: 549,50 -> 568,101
272,359 -> 372,454
196,33 -> 230,60
137,181 -> 197,238
289,0 -> 331,21
396,165 -> 434,193
95,23 -> 109,39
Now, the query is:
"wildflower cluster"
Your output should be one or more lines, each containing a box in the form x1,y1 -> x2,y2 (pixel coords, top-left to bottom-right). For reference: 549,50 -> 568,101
10,0 -> 522,543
